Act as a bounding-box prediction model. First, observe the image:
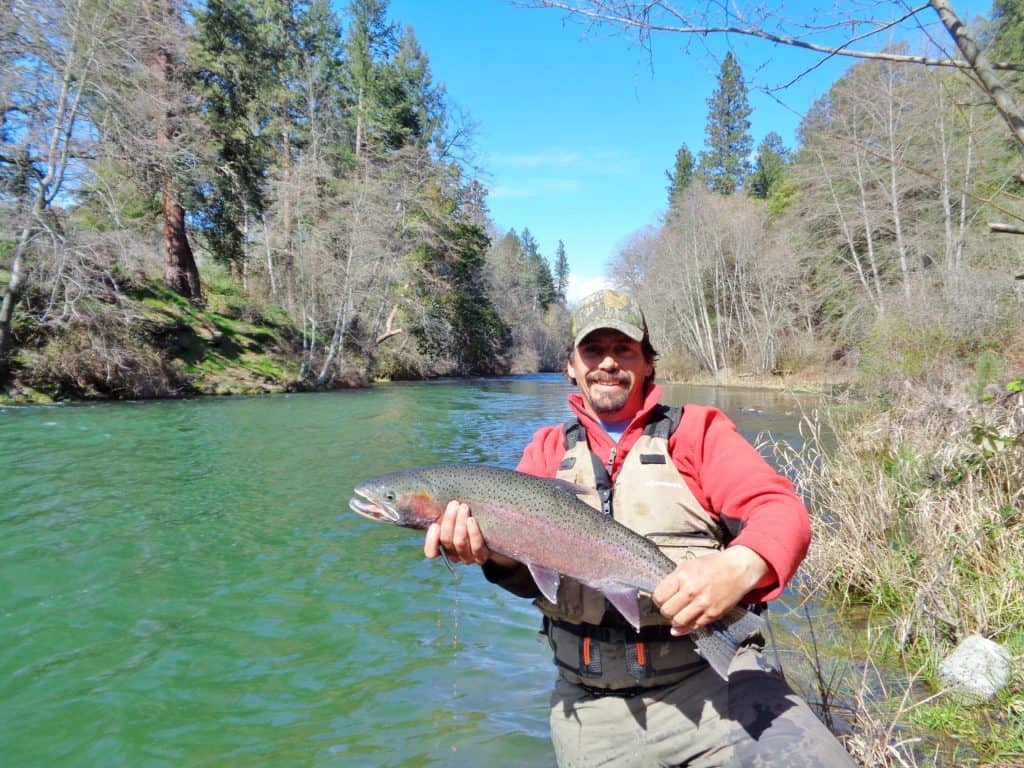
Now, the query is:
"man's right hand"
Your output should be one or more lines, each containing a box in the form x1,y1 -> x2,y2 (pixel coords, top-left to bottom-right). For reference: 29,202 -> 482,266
423,499 -> 517,569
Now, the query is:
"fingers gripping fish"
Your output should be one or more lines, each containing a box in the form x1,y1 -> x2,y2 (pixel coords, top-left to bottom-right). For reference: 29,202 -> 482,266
349,464 -> 765,679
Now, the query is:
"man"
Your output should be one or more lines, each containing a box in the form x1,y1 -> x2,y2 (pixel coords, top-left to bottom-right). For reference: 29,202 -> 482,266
424,289 -> 854,767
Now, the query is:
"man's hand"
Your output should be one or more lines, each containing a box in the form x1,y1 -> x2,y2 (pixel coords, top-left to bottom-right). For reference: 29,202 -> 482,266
423,499 -> 517,569
651,545 -> 770,636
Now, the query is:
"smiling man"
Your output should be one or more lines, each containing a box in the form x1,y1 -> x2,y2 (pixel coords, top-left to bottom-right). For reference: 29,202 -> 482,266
424,289 -> 854,767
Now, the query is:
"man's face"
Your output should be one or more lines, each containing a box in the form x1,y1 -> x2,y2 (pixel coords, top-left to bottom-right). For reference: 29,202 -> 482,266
567,329 -> 653,421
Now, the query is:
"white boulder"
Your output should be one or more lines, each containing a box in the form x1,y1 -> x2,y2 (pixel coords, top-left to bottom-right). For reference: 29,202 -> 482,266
938,633 -> 1011,700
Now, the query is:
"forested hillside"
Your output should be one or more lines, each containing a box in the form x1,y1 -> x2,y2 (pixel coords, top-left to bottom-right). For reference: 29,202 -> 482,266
1,0 -> 566,400
2,0 -> 1023,403
615,35 -> 1024,394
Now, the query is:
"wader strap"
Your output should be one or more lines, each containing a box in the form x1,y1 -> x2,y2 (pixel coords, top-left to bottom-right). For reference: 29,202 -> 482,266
562,407 -> 684,517
563,418 -> 613,516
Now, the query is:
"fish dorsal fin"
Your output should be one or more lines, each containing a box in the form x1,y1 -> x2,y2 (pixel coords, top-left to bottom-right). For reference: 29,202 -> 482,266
604,589 -> 642,631
526,563 -> 561,604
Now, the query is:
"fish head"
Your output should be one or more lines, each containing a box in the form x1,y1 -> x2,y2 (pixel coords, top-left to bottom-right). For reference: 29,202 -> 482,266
348,469 -> 446,530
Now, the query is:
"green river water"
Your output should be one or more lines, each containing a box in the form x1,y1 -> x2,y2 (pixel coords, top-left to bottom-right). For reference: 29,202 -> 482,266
1,375 -> 827,767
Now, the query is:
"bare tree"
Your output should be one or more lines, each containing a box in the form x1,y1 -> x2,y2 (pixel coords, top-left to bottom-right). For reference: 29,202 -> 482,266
613,189 -> 797,375
526,0 -> 1024,233
0,0 -> 105,384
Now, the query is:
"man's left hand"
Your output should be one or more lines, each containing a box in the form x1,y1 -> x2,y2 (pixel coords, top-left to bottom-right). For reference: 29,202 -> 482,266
651,546 -> 770,636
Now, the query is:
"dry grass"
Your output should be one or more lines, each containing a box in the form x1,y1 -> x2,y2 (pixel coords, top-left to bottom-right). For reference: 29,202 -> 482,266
768,384 -> 1024,765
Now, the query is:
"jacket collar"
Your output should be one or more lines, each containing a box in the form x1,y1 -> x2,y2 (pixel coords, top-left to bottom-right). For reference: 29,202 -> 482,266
567,383 -> 664,446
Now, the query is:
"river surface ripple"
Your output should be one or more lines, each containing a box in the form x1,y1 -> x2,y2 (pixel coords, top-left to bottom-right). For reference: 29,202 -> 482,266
0,375 -> 833,767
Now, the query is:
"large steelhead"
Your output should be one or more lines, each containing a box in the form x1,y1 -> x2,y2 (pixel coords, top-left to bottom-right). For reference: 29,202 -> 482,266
349,463 -> 764,679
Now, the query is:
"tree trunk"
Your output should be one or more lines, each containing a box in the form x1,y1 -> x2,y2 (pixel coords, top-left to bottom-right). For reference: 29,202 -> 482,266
162,175 -> 201,301
281,123 -> 295,309
0,246 -> 26,385
147,0 -> 201,304
931,0 -> 1024,156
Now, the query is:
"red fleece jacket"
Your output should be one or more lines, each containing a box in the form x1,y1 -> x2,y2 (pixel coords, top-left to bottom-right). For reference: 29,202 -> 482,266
515,385 -> 810,603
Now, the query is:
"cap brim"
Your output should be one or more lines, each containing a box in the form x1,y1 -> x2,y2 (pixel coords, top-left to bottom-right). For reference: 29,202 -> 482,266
573,320 -> 646,348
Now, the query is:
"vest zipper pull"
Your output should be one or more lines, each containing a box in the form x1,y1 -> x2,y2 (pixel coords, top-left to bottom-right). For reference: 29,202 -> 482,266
606,446 -> 617,478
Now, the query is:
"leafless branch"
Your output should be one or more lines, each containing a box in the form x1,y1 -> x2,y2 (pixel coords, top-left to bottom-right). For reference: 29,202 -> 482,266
521,1 -> 1024,71
375,304 -> 404,344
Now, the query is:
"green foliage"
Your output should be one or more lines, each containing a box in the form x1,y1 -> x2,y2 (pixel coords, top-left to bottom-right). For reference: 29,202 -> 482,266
553,240 -> 569,302
696,52 -> 753,195
974,349 -> 1004,399
748,132 -> 788,200
191,0 -> 284,266
990,0 -> 1024,62
519,228 -> 557,311
666,143 -> 695,206
858,312 -> 957,386
409,222 -> 511,375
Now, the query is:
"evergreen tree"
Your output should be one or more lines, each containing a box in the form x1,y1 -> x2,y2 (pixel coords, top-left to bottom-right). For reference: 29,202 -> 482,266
192,0 -> 282,270
666,143 -> 695,206
520,228 -> 557,310
410,221 -> 509,375
748,132 -> 788,200
377,27 -> 446,151
553,240 -> 570,302
697,52 -> 753,195
342,0 -> 398,159
990,0 -> 1024,61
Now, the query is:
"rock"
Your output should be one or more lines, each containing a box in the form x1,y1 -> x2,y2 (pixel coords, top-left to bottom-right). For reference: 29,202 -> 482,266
938,634 -> 1011,700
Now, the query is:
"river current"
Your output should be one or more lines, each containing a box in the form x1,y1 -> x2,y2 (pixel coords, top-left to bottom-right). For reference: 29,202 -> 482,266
0,375 -> 825,766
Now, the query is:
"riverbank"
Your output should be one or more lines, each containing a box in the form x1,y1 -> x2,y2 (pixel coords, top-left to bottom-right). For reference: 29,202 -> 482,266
1,269 -> 854,407
773,382 -> 1024,766
0,274 -> 342,406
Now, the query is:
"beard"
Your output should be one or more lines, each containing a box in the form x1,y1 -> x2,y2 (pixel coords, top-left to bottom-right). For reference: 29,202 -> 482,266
586,372 -> 632,415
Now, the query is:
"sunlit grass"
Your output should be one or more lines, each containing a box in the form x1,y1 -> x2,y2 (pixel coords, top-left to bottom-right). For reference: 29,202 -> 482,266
769,381 -> 1024,765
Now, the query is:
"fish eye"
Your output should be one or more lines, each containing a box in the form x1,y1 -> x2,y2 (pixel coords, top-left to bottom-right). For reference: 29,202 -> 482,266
384,491 -> 396,502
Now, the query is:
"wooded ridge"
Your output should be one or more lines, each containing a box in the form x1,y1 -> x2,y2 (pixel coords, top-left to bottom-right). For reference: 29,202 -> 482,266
2,0 -> 1022,405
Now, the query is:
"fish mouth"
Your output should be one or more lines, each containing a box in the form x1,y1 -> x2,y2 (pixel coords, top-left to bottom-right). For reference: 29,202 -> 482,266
348,489 -> 401,523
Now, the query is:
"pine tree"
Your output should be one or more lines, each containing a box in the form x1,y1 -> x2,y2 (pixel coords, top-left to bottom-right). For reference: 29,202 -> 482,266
697,52 -> 753,195
342,0 -> 397,159
520,228 -> 557,310
666,143 -> 695,207
553,240 -> 569,302
192,0 -> 281,271
748,132 -> 788,200
378,27 -> 445,151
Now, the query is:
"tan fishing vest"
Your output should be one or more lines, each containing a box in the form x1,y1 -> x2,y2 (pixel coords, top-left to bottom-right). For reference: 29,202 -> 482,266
535,405 -> 729,627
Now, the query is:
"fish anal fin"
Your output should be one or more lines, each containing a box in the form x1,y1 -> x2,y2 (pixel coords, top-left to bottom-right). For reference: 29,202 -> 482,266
526,563 -> 561,604
603,589 -> 642,631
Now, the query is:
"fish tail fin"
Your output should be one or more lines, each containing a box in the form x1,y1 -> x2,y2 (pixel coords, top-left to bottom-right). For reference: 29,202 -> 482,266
692,607 -> 767,680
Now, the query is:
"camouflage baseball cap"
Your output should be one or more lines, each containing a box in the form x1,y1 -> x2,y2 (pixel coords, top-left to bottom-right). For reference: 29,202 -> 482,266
570,289 -> 648,347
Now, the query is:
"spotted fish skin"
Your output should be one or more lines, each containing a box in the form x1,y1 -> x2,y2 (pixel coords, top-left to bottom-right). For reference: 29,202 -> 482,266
348,463 -> 764,679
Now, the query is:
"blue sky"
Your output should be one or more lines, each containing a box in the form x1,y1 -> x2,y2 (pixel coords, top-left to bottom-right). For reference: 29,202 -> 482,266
384,0 -> 967,301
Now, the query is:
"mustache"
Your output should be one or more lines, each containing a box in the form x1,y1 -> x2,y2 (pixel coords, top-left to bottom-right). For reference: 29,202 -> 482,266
587,373 -> 629,386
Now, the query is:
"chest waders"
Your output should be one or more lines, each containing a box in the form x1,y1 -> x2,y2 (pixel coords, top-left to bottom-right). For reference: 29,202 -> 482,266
539,405 -> 732,692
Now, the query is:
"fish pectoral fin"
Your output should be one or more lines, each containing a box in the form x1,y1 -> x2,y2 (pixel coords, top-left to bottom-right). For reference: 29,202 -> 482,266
525,563 -> 561,604
603,589 -> 642,631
